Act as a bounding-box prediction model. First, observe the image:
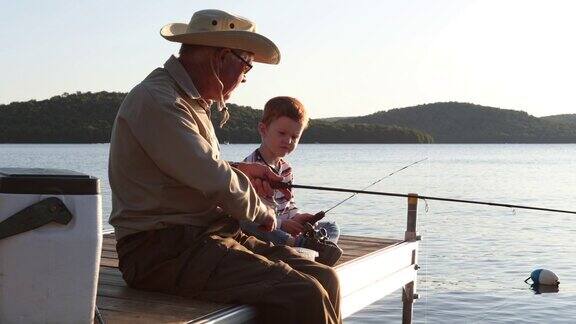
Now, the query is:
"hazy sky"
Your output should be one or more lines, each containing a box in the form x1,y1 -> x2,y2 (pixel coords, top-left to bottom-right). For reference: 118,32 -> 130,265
1,0 -> 575,118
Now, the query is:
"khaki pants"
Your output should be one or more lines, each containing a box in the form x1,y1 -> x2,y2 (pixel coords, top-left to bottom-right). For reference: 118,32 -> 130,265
116,218 -> 341,324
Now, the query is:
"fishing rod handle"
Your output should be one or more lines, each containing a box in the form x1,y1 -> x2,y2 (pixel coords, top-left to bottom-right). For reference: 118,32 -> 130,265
257,211 -> 325,232
310,211 -> 326,223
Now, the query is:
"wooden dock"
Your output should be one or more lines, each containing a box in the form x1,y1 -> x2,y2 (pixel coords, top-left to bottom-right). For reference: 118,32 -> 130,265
96,196 -> 421,323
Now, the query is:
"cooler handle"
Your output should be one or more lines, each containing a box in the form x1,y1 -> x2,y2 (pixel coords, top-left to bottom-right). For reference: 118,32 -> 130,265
0,197 -> 73,240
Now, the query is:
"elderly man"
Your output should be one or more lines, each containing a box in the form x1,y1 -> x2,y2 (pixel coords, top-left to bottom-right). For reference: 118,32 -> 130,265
108,9 -> 341,324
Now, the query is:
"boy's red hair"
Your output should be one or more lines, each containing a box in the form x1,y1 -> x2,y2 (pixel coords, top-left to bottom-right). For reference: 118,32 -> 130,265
261,96 -> 309,127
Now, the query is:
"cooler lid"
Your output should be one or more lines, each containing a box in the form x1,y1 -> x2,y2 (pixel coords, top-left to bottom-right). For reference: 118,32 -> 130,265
0,168 -> 99,195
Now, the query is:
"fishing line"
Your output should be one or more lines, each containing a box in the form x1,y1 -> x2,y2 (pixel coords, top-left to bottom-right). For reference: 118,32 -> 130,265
421,199 -> 430,324
304,157 -> 429,223
324,157 -> 428,214
422,198 -> 430,213
272,183 -> 576,215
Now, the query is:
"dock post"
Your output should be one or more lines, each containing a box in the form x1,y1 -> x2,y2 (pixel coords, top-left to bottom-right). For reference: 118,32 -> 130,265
402,193 -> 418,324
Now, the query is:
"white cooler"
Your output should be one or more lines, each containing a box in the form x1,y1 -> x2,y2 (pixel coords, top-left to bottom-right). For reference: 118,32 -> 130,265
0,168 -> 102,324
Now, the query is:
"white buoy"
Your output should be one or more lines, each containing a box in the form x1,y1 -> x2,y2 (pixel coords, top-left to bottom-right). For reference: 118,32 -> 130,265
525,269 -> 560,286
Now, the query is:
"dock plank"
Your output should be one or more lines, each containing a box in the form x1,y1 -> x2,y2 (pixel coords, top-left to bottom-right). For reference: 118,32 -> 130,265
97,233 -> 401,323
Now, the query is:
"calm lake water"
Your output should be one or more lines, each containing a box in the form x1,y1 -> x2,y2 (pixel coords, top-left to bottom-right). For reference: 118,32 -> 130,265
1,143 -> 575,323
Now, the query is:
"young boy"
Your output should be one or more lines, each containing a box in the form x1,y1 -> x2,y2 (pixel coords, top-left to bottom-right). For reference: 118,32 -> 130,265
240,96 -> 341,265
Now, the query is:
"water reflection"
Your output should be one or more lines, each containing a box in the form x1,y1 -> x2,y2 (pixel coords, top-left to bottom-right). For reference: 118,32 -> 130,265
531,284 -> 560,295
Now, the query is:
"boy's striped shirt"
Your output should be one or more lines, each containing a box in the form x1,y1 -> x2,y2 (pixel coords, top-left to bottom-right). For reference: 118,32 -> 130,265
243,149 -> 298,226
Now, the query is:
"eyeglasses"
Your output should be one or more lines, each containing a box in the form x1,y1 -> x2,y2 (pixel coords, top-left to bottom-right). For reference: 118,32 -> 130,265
231,50 -> 253,73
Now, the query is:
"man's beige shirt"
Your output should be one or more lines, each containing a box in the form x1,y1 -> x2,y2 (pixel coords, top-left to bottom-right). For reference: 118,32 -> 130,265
108,56 -> 269,240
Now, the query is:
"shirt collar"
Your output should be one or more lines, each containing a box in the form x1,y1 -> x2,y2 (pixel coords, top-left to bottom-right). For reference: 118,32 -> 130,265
164,55 -> 201,100
255,149 -> 283,174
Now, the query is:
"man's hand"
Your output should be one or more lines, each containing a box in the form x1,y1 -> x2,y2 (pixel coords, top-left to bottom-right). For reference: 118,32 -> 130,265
258,212 -> 277,232
292,213 -> 316,225
233,162 -> 292,199
280,219 -> 305,236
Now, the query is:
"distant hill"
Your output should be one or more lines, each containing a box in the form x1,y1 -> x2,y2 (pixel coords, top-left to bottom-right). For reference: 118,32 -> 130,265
0,91 -> 123,143
0,92 -> 431,144
541,114 -> 576,126
338,102 -> 576,143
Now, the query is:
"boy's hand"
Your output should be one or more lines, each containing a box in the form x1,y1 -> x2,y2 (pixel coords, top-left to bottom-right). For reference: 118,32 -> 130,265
292,213 -> 317,225
233,162 -> 292,199
280,219 -> 305,236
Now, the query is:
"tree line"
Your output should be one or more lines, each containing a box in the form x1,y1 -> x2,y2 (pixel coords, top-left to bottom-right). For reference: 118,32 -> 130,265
0,92 -> 432,143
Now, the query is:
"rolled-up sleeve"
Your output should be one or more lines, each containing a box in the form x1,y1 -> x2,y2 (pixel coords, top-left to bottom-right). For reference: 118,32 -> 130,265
124,85 -> 269,224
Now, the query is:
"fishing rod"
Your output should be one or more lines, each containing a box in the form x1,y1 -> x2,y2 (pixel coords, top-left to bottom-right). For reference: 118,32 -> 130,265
273,183 -> 576,215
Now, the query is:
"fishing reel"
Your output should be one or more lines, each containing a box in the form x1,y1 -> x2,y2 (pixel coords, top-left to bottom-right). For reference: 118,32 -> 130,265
302,221 -> 329,242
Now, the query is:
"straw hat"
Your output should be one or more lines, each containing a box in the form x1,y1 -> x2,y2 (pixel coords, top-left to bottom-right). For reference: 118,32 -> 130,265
160,9 -> 280,64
